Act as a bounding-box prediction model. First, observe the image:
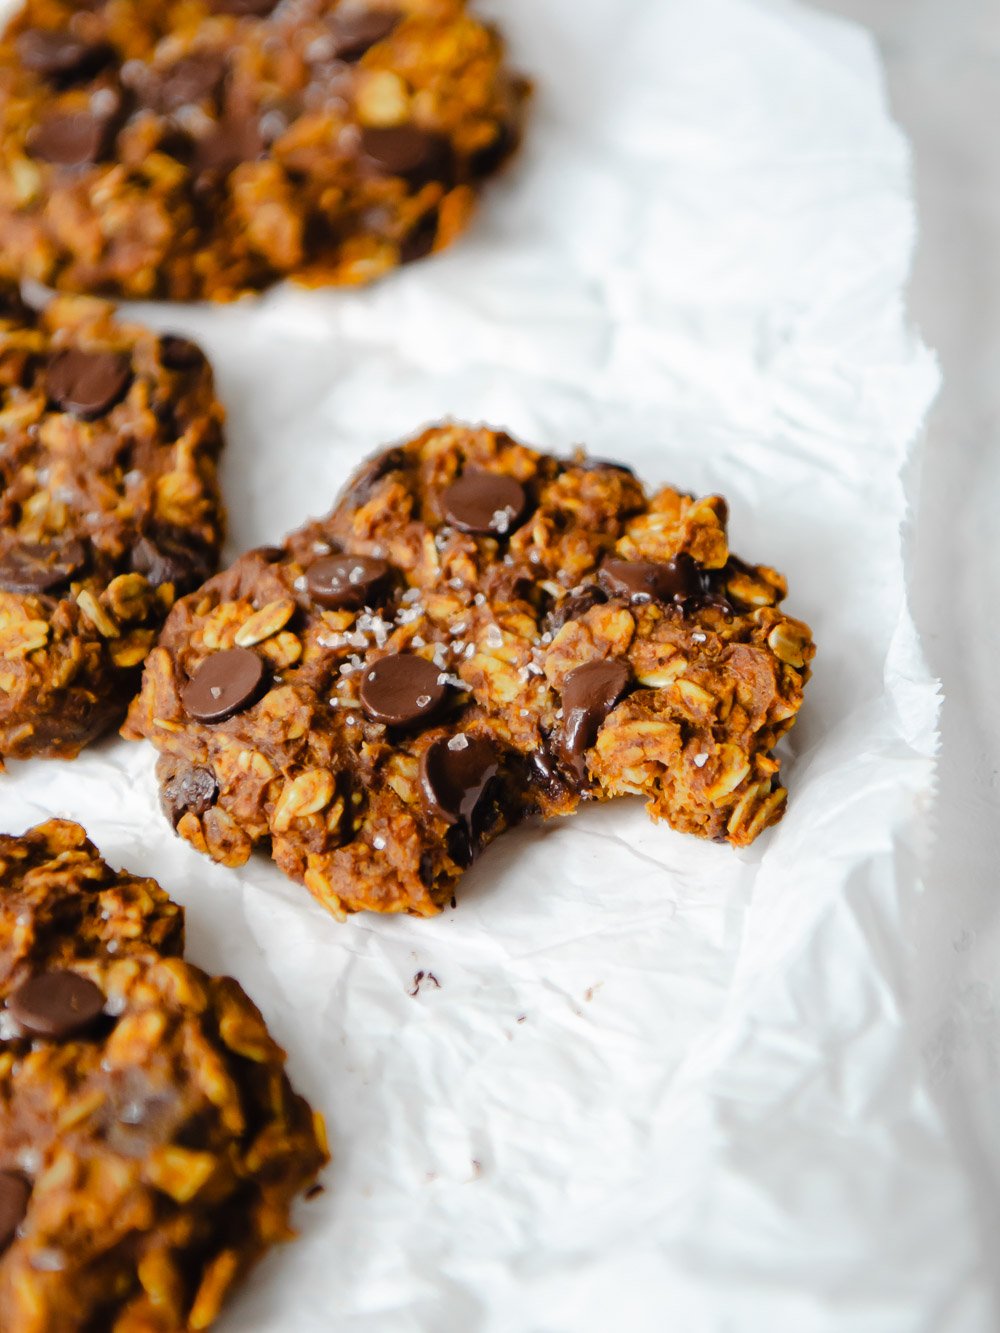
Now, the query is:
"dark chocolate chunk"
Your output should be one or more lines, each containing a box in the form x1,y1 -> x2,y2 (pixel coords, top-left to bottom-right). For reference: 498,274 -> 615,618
545,584 -> 607,632
162,764 -> 219,827
26,107 -> 116,166
0,1173 -> 30,1254
0,539 -> 87,595
558,659 -> 631,782
6,970 -> 105,1039
17,30 -> 112,82
306,554 -> 391,610
210,0 -> 279,14
399,207 -> 439,264
599,555 -> 702,606
359,125 -> 453,184
441,469 -> 527,536
420,734 -> 499,828
46,348 -> 132,418
130,531 -> 213,593
329,7 -> 402,60
192,114 -> 265,181
181,648 -> 268,723
158,334 -> 206,371
145,53 -> 227,113
341,446 -> 405,506
359,653 -> 445,726
467,119 -> 516,178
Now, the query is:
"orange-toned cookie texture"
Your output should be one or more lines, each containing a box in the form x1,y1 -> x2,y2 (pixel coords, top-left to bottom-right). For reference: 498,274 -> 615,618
0,292 -> 225,764
0,818 -> 327,1332
125,423 -> 815,918
0,0 -> 527,301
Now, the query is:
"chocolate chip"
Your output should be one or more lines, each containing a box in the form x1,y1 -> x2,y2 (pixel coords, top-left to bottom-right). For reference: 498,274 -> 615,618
46,348 -> 132,418
159,334 -> 206,371
420,734 -> 499,829
306,554 -> 391,610
192,114 -> 265,182
26,108 -> 116,166
586,457 -> 635,476
399,207 -> 438,264
17,30 -> 113,82
545,584 -> 607,632
442,470 -> 527,537
0,539 -> 87,595
341,446 -> 405,506
359,125 -> 453,184
0,1173 -> 30,1254
467,120 -> 516,178
210,0 -> 279,13
130,532 -> 213,593
181,648 -> 268,723
599,555 -> 703,606
162,764 -> 218,826
359,653 -> 445,726
6,970 -> 105,1040
558,659 -> 631,782
329,7 -> 402,59
144,53 -> 227,112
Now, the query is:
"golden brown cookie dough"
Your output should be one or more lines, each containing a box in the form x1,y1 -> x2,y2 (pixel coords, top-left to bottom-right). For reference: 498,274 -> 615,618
0,293 -> 225,765
0,818 -> 327,1332
0,0 -> 527,301
124,423 -> 816,919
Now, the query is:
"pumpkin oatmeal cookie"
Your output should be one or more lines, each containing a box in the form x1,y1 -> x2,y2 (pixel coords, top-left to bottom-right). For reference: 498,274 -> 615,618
124,423 -> 815,918
0,292 -> 225,764
0,0 -> 527,300
0,818 -> 327,1331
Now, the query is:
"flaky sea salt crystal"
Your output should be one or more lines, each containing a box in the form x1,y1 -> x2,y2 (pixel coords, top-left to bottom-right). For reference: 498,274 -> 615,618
485,625 -> 504,649
693,753 -> 709,768
372,835 -> 386,850
448,734 -> 470,751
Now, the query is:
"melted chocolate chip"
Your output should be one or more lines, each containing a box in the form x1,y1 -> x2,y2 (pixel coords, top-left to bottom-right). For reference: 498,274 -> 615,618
130,532 -> 213,593
0,1173 -> 30,1254
545,584 -> 607,632
558,659 -> 631,782
599,555 -> 702,605
0,539 -> 86,595
442,470 -> 528,537
306,554 -> 391,610
210,0 -> 279,13
341,446 -> 405,506
46,348 -> 132,418
7,970 -> 105,1039
17,29 -> 112,82
420,735 -> 499,829
329,7 -> 402,59
586,456 -> 635,476
158,334 -> 206,371
162,764 -> 219,827
192,113 -> 266,182
181,648 -> 268,723
359,653 -> 445,726
145,53 -> 227,113
399,207 -> 439,264
359,125 -> 453,185
26,107 -> 116,166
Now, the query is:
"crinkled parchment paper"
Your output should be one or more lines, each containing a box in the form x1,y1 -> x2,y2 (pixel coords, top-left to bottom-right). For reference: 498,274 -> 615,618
5,0 -> 974,1328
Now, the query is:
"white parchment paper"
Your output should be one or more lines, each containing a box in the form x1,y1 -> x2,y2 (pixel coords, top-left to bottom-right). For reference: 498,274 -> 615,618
3,0 -> 970,1328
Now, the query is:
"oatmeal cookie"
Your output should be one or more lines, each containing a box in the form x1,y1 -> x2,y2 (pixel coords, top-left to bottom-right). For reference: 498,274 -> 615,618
124,423 -> 815,918
0,818 -> 327,1332
0,0 -> 527,301
0,292 -> 225,764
